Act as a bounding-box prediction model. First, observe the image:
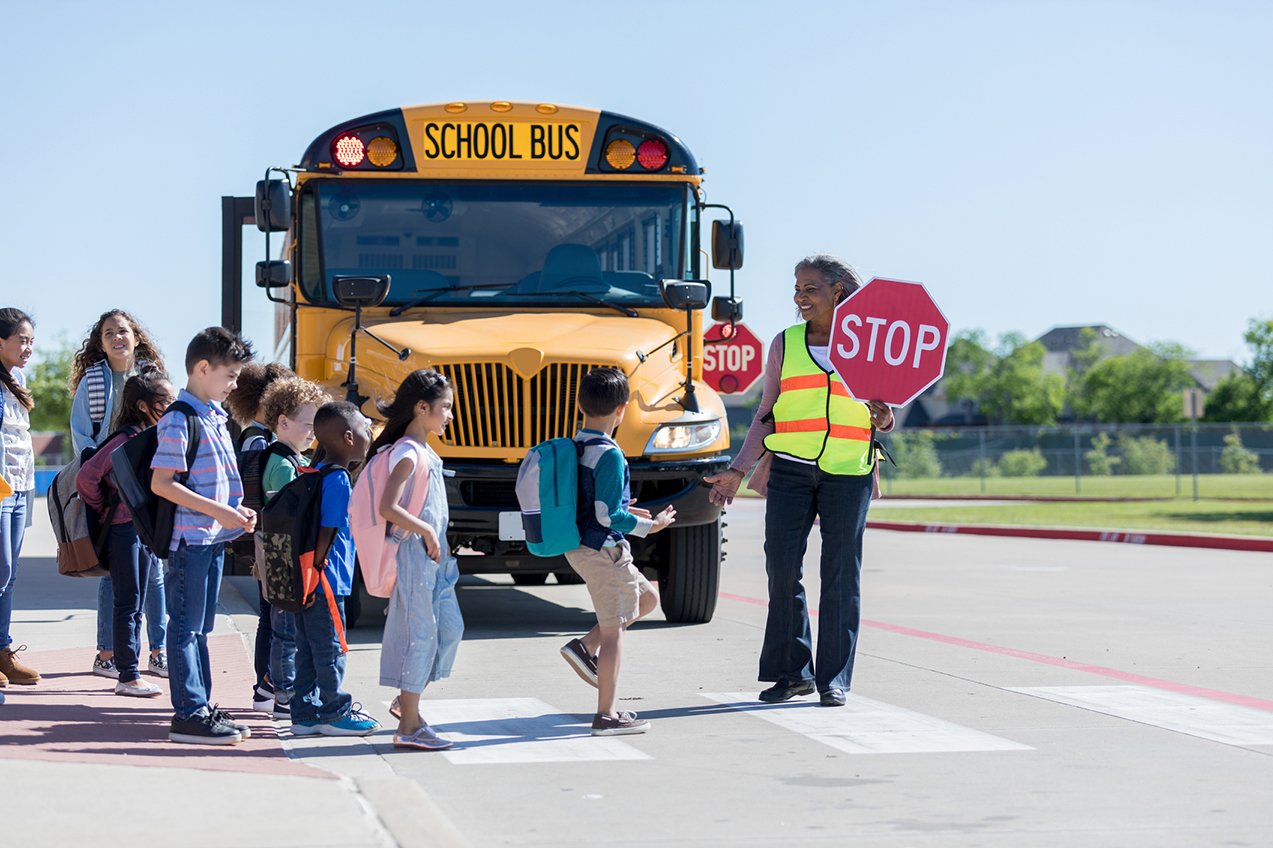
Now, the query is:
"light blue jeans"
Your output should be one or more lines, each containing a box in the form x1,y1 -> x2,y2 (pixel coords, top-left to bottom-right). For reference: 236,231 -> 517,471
97,566 -> 166,654
0,492 -> 29,650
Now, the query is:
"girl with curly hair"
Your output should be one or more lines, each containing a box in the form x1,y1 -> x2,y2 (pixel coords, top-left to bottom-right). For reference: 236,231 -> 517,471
67,309 -> 168,681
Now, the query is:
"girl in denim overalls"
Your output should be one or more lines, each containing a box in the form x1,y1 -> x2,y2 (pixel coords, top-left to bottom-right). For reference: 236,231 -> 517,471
374,369 -> 464,750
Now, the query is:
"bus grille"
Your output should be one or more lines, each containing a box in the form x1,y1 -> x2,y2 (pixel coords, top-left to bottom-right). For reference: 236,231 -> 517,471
434,362 -> 607,450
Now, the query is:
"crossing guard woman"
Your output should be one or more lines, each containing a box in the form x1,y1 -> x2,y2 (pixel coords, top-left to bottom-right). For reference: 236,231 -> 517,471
704,255 -> 893,707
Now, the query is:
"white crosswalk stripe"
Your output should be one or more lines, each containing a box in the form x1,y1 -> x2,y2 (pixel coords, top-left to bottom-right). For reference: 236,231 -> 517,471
702,692 -> 1032,754
1009,685 -> 1273,747
412,698 -> 652,765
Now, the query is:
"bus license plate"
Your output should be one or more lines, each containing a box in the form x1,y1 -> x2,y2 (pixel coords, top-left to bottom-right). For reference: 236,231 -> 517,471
499,511 -> 527,541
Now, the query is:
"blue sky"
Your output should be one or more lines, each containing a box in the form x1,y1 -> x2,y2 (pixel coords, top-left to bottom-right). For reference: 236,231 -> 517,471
4,0 -> 1270,368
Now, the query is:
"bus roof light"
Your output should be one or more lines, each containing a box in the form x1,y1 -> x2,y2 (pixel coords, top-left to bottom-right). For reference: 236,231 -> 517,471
367,136 -> 398,167
637,138 -> 669,170
605,138 -> 636,170
333,134 -> 366,168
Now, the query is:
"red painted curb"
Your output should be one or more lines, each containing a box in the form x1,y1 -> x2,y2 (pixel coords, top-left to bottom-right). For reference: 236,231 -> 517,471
866,520 -> 1273,552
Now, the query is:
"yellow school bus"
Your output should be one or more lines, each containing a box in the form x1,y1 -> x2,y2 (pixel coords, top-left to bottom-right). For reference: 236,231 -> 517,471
225,101 -> 745,624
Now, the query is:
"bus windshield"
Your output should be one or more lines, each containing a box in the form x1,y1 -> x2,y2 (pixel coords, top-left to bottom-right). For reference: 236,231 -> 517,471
298,181 -> 693,309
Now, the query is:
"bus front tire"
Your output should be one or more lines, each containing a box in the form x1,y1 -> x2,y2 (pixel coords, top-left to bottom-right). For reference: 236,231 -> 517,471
658,520 -> 721,624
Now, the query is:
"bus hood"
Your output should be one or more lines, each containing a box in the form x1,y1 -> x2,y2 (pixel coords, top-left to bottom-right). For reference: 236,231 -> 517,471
360,313 -> 676,370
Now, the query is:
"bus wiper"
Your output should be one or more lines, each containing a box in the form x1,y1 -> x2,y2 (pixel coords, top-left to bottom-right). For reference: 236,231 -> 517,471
554,291 -> 639,317
388,282 -> 512,317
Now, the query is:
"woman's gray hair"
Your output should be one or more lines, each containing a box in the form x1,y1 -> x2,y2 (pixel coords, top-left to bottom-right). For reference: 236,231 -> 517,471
794,254 -> 863,296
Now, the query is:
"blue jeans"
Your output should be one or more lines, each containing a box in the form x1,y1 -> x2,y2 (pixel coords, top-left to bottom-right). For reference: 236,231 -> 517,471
0,492 -> 29,650
270,605 -> 297,701
760,458 -> 873,693
164,542 -> 224,718
97,562 -> 166,653
106,523 -> 153,683
291,593 -> 350,725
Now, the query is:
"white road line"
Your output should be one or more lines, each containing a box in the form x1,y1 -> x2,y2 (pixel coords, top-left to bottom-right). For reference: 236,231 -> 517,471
1009,685 -> 1273,746
701,692 -> 1031,755
405,698 -> 651,765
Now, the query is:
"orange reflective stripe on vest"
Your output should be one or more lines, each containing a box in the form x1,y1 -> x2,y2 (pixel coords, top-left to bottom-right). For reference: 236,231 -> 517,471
779,374 -> 851,397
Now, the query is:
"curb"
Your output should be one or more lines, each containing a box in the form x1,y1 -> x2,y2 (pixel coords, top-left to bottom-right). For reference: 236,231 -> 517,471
866,520 -> 1273,553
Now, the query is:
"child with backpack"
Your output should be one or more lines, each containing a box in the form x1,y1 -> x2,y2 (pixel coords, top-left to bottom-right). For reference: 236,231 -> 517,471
224,362 -> 294,713
150,327 -> 256,745
254,376 -> 329,719
371,370 -> 464,751
77,366 -> 175,697
558,367 -> 674,736
286,400 -> 379,737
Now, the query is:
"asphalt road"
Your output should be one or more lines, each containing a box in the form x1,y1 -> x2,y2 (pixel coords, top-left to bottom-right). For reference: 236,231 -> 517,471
214,497 -> 1273,848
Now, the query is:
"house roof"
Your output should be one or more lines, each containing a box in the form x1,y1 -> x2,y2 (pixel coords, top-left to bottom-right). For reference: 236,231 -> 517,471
1036,325 -> 1144,357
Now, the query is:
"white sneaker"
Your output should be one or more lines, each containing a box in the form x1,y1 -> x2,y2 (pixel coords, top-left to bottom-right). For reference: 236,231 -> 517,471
92,656 -> 119,679
115,679 -> 163,698
147,654 -> 169,678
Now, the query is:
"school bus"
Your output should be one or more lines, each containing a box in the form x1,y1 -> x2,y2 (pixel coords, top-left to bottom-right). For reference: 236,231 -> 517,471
222,101 -> 745,625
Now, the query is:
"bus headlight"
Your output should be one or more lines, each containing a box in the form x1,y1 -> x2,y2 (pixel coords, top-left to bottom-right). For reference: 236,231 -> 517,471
645,419 -> 721,454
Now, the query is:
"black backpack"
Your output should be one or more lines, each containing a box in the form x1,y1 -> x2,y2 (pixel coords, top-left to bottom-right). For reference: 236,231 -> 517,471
235,424 -> 275,512
260,465 -> 348,650
109,401 -> 200,558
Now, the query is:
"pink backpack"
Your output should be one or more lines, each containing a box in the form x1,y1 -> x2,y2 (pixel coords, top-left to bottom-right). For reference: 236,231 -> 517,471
351,438 -> 430,598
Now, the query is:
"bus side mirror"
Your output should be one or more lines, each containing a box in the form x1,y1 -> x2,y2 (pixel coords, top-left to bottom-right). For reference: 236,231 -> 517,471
255,179 -> 292,233
661,280 -> 709,311
711,297 -> 743,322
711,220 -> 744,270
256,260 -> 292,289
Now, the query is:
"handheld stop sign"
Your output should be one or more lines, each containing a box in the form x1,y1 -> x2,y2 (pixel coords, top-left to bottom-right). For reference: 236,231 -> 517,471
828,278 -> 950,407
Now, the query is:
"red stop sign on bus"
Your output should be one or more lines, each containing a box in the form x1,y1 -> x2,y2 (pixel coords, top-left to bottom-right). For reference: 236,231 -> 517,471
828,278 -> 949,407
703,321 -> 764,395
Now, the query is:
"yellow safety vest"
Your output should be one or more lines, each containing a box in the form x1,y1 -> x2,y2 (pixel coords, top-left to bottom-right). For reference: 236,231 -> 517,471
763,324 -> 875,476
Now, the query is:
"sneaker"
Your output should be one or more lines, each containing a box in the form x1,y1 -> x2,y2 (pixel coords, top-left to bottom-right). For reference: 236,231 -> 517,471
252,682 -> 275,712
147,654 -> 169,678
169,710 -> 243,746
92,655 -> 119,680
273,698 -> 292,720
290,721 -> 321,736
317,706 -> 380,737
210,704 -> 252,739
591,710 -> 649,736
560,638 -> 599,688
393,724 -> 454,751
115,679 -> 163,698
0,645 -> 39,685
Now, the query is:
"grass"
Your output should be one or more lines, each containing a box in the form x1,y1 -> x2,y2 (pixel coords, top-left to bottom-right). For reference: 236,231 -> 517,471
876,473 -> 1273,500
869,500 -> 1273,537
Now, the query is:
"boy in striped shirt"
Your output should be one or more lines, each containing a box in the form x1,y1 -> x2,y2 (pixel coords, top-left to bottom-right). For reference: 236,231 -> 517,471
151,327 -> 256,745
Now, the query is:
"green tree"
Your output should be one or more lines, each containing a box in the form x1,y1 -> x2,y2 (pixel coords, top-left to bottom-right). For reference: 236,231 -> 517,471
1117,434 -> 1175,475
1072,344 -> 1196,423
1202,318 -> 1273,423
998,448 -> 1047,477
885,431 -> 943,479
27,342 -> 74,435
942,330 -> 1064,425
1084,432 -> 1120,475
1218,432 -> 1262,475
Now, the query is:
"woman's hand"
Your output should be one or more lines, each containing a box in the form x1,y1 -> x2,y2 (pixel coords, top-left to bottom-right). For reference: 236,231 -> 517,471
867,400 -> 894,429
420,524 -> 442,561
704,468 -> 745,507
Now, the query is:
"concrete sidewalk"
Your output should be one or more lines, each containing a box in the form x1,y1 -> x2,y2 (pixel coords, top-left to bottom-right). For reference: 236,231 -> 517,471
0,504 -> 440,848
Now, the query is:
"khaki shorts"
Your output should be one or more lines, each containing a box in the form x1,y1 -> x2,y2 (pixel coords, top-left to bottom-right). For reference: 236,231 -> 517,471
564,541 -> 655,629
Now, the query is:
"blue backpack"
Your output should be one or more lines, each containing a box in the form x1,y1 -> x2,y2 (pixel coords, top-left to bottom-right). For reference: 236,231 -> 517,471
515,436 -> 605,556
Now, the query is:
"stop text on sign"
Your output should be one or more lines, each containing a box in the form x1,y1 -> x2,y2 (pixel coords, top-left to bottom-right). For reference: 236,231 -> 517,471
835,315 -> 943,369
703,343 -> 757,373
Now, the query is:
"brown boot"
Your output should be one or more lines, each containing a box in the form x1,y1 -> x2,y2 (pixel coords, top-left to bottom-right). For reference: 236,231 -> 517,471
0,667 -> 8,687
0,644 -> 40,685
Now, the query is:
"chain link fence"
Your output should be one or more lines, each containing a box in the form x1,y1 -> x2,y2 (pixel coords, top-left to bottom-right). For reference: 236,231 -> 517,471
875,423 -> 1273,499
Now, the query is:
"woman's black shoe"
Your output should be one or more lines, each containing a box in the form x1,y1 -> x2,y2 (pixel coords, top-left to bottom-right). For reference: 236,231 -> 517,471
819,688 -> 847,707
758,680 -> 816,702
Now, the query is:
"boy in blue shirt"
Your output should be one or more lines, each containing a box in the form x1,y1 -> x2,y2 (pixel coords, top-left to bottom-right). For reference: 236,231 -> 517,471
290,401 -> 380,737
559,367 -> 676,736
151,327 -> 256,745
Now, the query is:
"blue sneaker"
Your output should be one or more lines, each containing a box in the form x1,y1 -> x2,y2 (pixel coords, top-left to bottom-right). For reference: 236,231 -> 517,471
317,706 -> 380,737
291,720 -> 321,736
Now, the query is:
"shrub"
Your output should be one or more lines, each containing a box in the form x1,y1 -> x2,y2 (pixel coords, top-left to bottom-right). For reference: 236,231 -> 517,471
886,431 -> 943,479
998,448 -> 1047,477
1084,433 -> 1120,476
1219,432 -> 1263,474
969,457 -> 1001,478
1117,434 -> 1175,475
